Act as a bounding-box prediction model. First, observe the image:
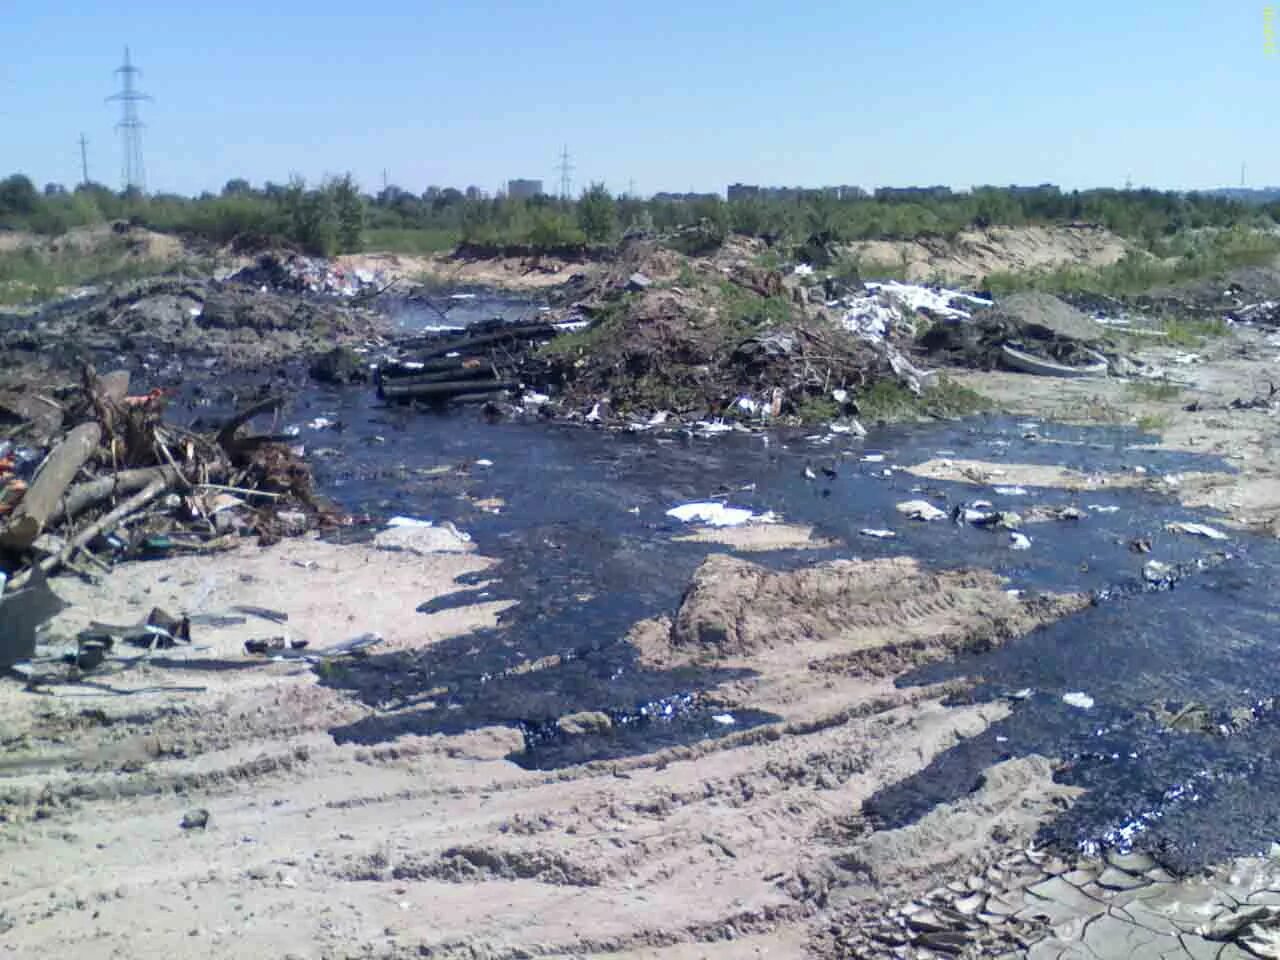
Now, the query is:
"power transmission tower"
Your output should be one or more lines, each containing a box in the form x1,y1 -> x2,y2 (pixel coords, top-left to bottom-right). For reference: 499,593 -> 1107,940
78,134 -> 90,186
557,145 -> 574,201
107,46 -> 151,193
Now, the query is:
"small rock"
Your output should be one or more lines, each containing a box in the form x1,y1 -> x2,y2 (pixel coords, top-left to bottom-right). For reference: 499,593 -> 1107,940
180,809 -> 210,830
555,711 -> 613,736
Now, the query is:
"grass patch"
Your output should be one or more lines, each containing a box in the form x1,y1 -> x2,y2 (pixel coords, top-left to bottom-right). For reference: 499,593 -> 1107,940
716,279 -> 793,334
1161,316 -> 1227,346
539,298 -> 630,358
1127,381 -> 1184,401
985,229 -> 1280,298
364,227 -> 459,255
0,243 -> 177,305
854,376 -> 990,423
1136,413 -> 1171,433
794,396 -> 840,422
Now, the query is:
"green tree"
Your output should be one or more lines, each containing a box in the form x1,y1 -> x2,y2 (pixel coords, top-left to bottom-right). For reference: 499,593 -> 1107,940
0,174 -> 39,215
330,174 -> 365,253
284,176 -> 337,255
577,182 -> 616,243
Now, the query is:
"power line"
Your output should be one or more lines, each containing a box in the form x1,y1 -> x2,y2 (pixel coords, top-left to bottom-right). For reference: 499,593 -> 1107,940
107,46 -> 151,193
556,145 -> 574,201
78,133 -> 90,186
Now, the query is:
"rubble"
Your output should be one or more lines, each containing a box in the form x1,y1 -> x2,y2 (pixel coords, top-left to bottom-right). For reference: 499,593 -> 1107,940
0,366 -> 342,673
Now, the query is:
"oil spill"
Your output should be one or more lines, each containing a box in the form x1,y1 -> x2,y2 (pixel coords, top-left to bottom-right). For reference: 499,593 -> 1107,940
154,295 -> 1277,869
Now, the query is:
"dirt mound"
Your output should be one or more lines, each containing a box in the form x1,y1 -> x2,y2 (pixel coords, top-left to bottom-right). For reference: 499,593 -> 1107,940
919,291 -> 1107,369
664,553 -> 1086,670
848,224 -> 1132,285
525,241 -> 895,418
0,277 -> 387,373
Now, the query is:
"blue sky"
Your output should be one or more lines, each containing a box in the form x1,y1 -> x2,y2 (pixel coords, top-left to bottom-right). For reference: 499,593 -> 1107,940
1,1 -> 1273,197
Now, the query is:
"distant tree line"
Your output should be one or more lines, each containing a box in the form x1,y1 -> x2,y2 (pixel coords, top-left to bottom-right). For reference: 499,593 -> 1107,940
2,171 -> 1278,258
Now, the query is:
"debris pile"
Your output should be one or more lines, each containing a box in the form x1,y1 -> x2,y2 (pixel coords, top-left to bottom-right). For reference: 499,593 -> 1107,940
918,291 -> 1110,374
0,367 -> 340,665
514,241 -> 911,421
231,252 -> 390,299
0,276 -> 387,374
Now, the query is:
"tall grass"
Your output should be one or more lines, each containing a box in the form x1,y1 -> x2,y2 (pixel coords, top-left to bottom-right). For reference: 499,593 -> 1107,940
985,228 -> 1280,296
363,228 -> 459,255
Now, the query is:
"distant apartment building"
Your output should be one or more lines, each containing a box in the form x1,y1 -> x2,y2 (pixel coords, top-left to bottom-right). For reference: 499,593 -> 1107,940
727,183 -> 868,202
873,185 -> 954,201
507,179 -> 544,200
652,191 -> 721,203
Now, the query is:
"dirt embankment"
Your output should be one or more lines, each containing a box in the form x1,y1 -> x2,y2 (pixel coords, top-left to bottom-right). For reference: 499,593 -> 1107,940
848,223 -> 1132,285
338,249 -> 601,292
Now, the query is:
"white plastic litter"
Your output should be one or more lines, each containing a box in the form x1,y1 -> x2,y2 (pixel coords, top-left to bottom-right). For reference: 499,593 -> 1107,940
694,420 -> 735,435
993,486 -> 1029,496
896,500 -> 946,521
307,417 -> 335,430
793,264 -> 815,277
1166,521 -> 1229,540
711,713 -> 736,725
861,454 -> 886,463
474,459 -> 494,468
860,528 -> 896,539
1088,504 -> 1120,514
1009,532 -> 1032,550
666,502 -> 779,527
522,391 -> 550,406
1062,692 -> 1095,710
387,516 -> 433,528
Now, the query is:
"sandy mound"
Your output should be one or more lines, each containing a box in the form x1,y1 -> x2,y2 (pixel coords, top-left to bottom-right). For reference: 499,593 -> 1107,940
652,554 -> 1086,673
849,224 -> 1131,285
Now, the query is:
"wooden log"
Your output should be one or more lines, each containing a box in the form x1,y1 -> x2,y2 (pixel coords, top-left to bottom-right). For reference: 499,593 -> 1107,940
412,324 -> 558,362
380,379 -> 517,401
378,366 -> 497,392
216,396 -> 284,449
0,422 -> 102,550
378,357 -> 484,379
47,465 -> 183,526
6,476 -> 171,592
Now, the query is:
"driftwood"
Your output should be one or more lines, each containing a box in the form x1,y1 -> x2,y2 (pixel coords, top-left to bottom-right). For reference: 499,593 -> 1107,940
0,422 -> 103,550
47,465 -> 184,527
7,476 -> 171,591
217,396 -> 284,448
378,366 -> 498,391
380,379 -> 517,401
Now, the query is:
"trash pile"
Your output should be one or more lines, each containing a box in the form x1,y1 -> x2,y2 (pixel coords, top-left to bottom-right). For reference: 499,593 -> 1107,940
512,241 -> 909,421
0,367 -> 339,669
918,291 -> 1110,376
835,281 -> 993,341
231,253 -> 390,299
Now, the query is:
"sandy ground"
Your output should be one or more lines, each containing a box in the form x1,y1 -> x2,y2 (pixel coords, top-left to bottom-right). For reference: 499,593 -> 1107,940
946,326 -> 1280,535
849,224 -> 1132,285
0,526 -> 1099,958
5,289 -> 1280,956
339,251 -> 599,292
